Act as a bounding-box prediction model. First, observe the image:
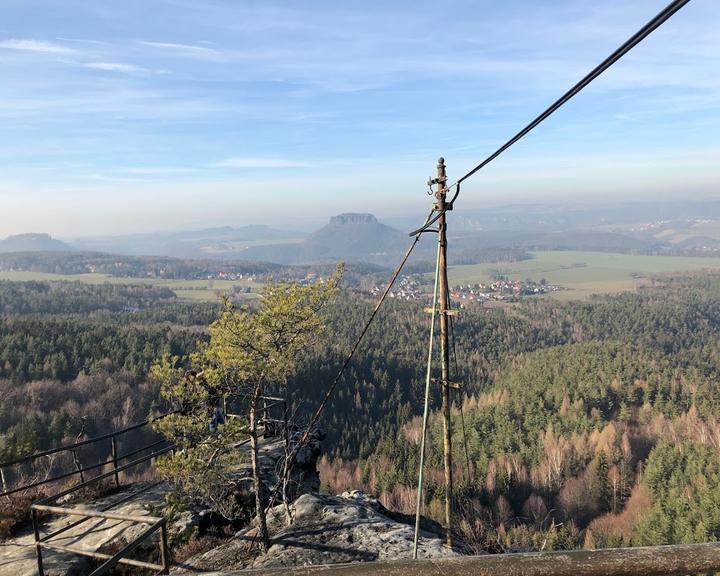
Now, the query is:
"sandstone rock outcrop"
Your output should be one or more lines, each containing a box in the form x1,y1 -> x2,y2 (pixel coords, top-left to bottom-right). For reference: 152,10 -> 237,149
173,491 -> 458,573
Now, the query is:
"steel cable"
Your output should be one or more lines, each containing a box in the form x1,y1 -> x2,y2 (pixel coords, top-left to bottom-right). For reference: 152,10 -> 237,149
410,0 -> 692,237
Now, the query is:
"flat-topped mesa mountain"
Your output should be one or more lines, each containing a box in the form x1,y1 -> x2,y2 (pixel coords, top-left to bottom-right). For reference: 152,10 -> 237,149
0,233 -> 74,253
327,213 -> 379,225
304,213 -> 407,256
242,213 -> 413,266
65,216 -> 410,264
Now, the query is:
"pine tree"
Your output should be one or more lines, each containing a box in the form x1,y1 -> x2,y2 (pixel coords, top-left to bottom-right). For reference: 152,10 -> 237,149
153,264 -> 343,552
593,451 -> 612,514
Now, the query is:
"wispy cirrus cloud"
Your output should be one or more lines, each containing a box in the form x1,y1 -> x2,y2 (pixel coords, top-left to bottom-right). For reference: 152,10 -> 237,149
0,38 -> 152,76
213,158 -> 313,169
83,61 -> 148,74
137,40 -> 222,59
79,173 -> 153,183
1,0 -> 718,238
0,38 -> 79,55
55,37 -> 108,46
121,166 -> 194,175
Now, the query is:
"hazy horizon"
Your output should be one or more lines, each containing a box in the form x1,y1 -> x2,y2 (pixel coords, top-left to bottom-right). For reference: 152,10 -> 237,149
1,0 -> 719,237
1,194 -> 718,244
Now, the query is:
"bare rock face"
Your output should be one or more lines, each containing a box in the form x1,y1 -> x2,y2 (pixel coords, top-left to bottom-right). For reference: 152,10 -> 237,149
285,428 -> 324,498
328,213 -> 378,226
230,428 -> 324,512
173,491 -> 458,573
255,491 -> 458,567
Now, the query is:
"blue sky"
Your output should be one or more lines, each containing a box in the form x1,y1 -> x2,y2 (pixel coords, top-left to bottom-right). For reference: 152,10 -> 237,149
0,0 -> 718,237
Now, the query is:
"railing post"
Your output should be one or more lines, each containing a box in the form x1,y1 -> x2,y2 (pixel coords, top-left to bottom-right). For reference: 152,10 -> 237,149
282,400 -> 289,444
32,507 -> 45,576
281,399 -> 292,519
72,448 -> 84,484
0,464 -> 8,499
263,397 -> 269,437
111,434 -> 120,488
160,519 -> 170,574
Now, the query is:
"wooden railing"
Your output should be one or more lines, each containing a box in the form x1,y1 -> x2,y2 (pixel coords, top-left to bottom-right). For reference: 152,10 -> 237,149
6,401 -> 297,574
30,446 -> 174,575
226,395 -> 290,441
12,402 -> 289,575
0,414 -> 174,575
36,512 -> 168,576
259,395 -> 290,439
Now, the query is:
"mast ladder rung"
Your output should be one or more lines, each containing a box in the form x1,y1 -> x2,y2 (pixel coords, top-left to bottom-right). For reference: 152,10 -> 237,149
423,307 -> 458,316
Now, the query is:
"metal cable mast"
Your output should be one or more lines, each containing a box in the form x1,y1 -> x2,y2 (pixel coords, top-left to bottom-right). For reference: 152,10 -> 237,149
411,0 -> 692,557
413,158 -> 457,555
435,158 -> 454,549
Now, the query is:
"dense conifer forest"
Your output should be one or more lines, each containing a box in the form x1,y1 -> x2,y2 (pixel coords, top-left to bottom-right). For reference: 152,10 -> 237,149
1,274 -> 720,550
308,275 -> 720,549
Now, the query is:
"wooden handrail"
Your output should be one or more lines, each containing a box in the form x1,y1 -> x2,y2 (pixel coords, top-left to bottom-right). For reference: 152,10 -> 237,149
238,542 -> 720,576
33,508 -> 169,576
31,469 -> 172,575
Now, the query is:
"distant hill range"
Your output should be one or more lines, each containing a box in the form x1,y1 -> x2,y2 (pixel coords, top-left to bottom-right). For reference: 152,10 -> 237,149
8,200 -> 720,267
0,233 -> 74,253
71,225 -> 303,259
63,214 -> 420,266
444,200 -> 720,233
450,229 -> 658,253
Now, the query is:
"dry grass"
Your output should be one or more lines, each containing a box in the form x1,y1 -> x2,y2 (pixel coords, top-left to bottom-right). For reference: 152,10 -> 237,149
0,492 -> 49,540
70,478 -> 118,502
172,532 -> 229,563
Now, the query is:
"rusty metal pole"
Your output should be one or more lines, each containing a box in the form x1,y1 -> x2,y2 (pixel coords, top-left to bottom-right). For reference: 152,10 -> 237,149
0,465 -> 7,499
111,435 -> 120,488
32,508 -> 45,576
160,520 -> 170,574
435,157 -> 454,548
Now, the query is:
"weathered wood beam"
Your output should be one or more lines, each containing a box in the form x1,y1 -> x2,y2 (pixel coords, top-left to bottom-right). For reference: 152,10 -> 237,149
236,543 -> 720,576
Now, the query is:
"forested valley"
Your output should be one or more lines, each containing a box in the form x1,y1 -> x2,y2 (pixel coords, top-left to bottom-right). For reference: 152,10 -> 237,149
2,274 -> 720,551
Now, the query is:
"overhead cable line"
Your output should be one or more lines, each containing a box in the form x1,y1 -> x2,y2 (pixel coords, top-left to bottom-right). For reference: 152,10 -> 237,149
412,237 -> 442,558
266,0 -> 693,543
410,0 -> 692,237
456,0 -> 691,185
265,209 -> 434,515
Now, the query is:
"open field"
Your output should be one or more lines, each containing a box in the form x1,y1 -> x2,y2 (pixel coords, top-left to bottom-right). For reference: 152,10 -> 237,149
200,237 -> 305,255
447,251 -> 720,300
0,271 -> 261,302
4,250 -> 720,303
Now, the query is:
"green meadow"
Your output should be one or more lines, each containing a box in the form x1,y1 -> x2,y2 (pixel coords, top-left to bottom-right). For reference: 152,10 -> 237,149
447,251 -> 720,300
4,250 -> 720,302
0,271 -> 261,302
